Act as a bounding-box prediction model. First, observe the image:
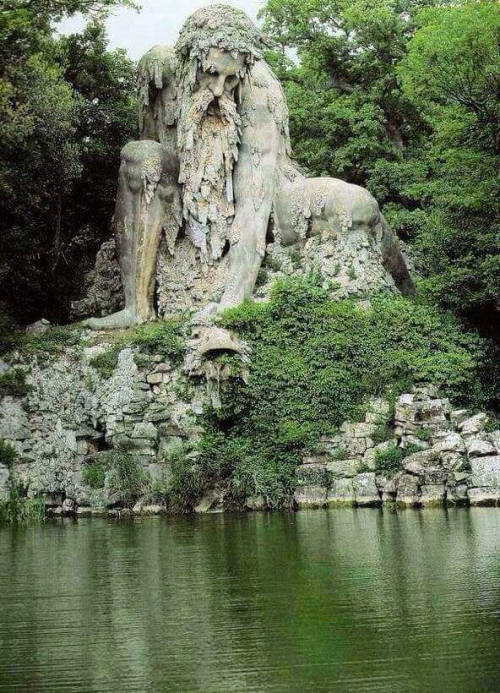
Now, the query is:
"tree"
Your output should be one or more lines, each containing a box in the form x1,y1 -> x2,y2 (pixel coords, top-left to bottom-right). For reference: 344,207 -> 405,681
0,1 -> 136,323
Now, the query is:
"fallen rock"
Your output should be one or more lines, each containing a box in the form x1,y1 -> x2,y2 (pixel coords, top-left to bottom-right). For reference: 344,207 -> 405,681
25,318 -> 51,334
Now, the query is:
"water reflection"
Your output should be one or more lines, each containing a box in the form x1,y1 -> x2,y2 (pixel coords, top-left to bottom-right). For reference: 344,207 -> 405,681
0,509 -> 499,692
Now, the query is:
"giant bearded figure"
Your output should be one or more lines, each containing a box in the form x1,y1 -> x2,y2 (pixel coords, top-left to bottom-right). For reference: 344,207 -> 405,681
85,5 -> 413,330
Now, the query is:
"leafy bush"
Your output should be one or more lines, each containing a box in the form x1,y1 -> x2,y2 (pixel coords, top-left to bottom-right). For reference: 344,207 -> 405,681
0,440 -> 17,468
374,444 -> 405,477
193,276 -> 489,508
89,346 -> 121,378
104,445 -> 149,505
88,318 -> 185,378
0,483 -> 45,526
0,369 -> 29,397
81,463 -> 106,489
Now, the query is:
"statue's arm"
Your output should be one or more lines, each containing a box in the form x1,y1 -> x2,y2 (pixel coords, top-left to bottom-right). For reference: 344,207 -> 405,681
220,74 -> 282,307
137,45 -> 178,147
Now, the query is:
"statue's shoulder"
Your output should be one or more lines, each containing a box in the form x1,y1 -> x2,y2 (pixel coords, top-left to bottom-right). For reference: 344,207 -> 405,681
243,60 -> 290,151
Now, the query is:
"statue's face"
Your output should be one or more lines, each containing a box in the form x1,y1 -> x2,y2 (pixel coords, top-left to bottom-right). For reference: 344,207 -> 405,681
197,47 -> 245,98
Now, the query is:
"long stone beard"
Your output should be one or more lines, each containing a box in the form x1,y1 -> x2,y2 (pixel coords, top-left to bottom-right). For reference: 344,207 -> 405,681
178,87 -> 241,263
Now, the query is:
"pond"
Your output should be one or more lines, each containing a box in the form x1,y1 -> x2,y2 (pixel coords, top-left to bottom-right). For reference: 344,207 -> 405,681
1,508 -> 499,692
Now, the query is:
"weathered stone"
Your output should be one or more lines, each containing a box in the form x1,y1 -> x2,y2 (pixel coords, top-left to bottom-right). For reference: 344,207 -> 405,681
245,495 -> 267,511
61,498 -> 76,515
396,473 -> 420,506
194,489 -> 223,513
26,318 -> 51,335
432,432 -> 464,454
340,422 -> 377,438
458,413 -> 488,436
326,458 -> 360,478
403,449 -> 438,476
0,464 -> 10,501
465,438 -> 496,458
0,397 -> 30,441
131,422 -> 158,440
353,473 -> 380,506
446,482 -> 469,504
468,488 -> 499,506
327,478 -> 355,506
294,485 -> 326,508
488,430 -> 500,453
296,463 -> 327,485
147,373 -> 163,385
450,409 -> 469,427
420,484 -> 446,506
469,456 -> 500,488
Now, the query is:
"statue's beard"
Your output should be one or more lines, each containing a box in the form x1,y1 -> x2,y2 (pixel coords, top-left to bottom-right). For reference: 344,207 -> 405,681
178,87 -> 241,263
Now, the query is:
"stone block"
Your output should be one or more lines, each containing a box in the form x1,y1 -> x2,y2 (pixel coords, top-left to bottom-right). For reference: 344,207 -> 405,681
432,433 -> 464,454
458,413 -> 488,436
353,473 -> 380,506
294,485 -> 327,508
469,456 -> 500,488
326,458 -> 360,478
327,478 -> 355,506
131,422 -> 158,440
420,484 -> 446,506
465,438 -> 496,458
396,473 -> 420,506
340,422 -> 376,438
468,487 -> 499,506
146,373 -> 163,385
245,495 -> 268,511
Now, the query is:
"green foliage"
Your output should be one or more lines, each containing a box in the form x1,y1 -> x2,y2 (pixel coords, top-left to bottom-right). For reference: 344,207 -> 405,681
0,483 -> 45,526
88,318 -> 185,378
194,276 -> 488,507
374,443 -> 405,477
103,444 -> 148,505
88,345 -> 121,378
374,442 -> 421,477
130,319 -> 185,364
0,440 -> 17,468
81,462 -> 106,489
415,427 -> 432,442
260,0 -> 499,338
0,4 -> 136,324
0,369 -> 28,397
22,325 -> 81,356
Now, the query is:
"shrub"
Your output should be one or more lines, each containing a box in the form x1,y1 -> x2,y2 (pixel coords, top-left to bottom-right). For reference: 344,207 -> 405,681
81,463 -> 106,489
374,444 -> 405,477
0,369 -> 29,397
105,444 -> 149,505
89,346 -> 121,378
0,440 -> 17,468
0,483 -> 45,525
130,319 -> 184,364
193,275 -> 489,508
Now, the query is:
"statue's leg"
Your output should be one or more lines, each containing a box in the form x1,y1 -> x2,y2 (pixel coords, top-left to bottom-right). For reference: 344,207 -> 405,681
85,140 -> 179,330
379,215 -> 415,296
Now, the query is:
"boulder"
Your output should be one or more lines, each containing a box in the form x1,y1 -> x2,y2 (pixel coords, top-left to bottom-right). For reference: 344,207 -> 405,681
353,473 -> 380,506
327,478 -> 355,506
468,488 -> 499,506
458,413 -> 488,436
465,438 -> 496,458
420,484 -> 446,506
294,485 -> 327,509
396,473 -> 420,506
245,495 -> 268,511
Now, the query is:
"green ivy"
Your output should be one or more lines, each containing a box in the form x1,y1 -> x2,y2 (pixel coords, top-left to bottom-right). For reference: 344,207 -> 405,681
194,276 -> 488,508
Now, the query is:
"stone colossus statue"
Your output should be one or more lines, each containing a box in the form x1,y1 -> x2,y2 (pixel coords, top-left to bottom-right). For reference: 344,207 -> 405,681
85,4 -> 413,330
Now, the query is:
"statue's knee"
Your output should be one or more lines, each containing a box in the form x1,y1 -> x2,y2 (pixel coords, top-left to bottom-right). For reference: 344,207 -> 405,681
120,140 -> 178,194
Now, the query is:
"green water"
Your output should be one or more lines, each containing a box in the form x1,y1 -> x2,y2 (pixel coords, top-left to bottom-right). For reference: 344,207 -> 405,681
0,509 -> 499,692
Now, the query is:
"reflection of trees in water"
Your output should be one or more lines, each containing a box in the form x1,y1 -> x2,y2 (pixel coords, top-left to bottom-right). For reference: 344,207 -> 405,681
0,510 -> 499,691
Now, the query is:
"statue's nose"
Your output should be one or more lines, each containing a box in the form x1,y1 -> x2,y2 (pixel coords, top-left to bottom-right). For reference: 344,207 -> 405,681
211,76 -> 225,97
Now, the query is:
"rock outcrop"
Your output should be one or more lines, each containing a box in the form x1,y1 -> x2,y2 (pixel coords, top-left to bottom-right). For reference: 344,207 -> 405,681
295,388 -> 500,509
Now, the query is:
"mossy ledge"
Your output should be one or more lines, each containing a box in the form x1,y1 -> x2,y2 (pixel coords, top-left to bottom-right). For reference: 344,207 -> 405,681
0,277 -> 498,520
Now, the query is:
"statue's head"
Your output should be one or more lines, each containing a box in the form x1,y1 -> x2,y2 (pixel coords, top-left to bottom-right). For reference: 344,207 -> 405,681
175,4 -> 264,94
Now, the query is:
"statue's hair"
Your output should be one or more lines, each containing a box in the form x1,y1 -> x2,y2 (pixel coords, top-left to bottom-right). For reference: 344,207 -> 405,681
175,4 -> 263,62
175,4 -> 263,93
